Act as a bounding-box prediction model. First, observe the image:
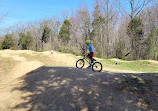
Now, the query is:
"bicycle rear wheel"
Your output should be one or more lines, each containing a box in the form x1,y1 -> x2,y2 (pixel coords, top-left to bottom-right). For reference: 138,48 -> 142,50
76,59 -> 85,69
92,62 -> 102,72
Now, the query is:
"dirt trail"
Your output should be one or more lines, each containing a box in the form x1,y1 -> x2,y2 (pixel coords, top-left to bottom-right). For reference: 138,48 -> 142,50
0,50 -> 44,80
0,50 -> 44,111
110,58 -> 158,64
41,51 -> 77,67
1,67 -> 157,111
0,50 -> 78,111
0,50 -> 158,111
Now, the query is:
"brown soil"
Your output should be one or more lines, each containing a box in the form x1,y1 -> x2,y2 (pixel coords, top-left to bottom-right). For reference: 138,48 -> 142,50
0,50 -> 158,111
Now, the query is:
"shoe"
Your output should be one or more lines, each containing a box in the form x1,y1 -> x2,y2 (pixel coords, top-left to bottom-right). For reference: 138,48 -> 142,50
87,66 -> 91,68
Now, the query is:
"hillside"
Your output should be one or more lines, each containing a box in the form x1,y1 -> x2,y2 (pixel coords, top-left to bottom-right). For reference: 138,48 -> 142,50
0,50 -> 158,111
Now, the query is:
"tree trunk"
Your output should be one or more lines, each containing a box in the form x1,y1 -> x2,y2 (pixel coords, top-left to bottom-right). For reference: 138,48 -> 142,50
41,40 -> 44,51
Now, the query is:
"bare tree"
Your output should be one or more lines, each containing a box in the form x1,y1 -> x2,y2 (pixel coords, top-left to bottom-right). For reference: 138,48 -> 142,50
116,0 -> 151,19
94,0 -> 118,58
76,5 -> 91,49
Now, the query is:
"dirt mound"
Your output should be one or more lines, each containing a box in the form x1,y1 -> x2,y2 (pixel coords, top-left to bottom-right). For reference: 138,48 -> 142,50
41,51 -> 77,67
0,50 -> 45,111
0,50 -> 158,111
0,50 -> 44,80
1,67 -> 157,111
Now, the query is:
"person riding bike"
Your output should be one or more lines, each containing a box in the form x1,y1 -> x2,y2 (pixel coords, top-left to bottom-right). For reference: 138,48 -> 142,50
86,40 -> 94,68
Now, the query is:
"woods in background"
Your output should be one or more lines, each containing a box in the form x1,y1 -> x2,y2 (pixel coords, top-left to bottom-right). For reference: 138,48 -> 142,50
0,0 -> 158,60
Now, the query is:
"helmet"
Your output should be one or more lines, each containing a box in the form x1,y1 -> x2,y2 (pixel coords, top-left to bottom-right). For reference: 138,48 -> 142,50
86,40 -> 90,44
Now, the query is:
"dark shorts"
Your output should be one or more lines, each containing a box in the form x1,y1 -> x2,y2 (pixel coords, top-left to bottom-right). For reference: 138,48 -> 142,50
88,52 -> 93,59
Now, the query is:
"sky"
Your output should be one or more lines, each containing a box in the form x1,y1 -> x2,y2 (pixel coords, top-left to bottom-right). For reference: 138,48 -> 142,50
0,0 -> 147,29
0,0 -> 94,28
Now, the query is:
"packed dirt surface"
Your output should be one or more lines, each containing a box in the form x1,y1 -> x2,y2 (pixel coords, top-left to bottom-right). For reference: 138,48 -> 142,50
0,50 -> 158,111
0,50 -> 44,81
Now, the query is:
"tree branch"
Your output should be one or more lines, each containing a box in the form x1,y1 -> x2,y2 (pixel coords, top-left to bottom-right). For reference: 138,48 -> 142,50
115,0 -> 131,19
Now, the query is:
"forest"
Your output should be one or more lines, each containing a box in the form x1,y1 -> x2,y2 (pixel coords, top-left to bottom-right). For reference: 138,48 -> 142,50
0,0 -> 158,60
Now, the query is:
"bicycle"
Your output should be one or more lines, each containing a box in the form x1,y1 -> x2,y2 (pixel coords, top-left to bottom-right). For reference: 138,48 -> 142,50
76,54 -> 103,72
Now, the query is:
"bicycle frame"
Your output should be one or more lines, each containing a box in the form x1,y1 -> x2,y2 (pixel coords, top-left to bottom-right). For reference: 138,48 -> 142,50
80,48 -> 96,64
76,53 -> 102,72
82,54 -> 96,65
82,55 -> 90,64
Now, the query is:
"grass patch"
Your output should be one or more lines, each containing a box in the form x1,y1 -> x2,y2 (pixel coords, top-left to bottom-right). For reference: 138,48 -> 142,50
0,56 -> 17,74
19,51 -> 158,73
19,53 -> 54,67
101,59 -> 158,73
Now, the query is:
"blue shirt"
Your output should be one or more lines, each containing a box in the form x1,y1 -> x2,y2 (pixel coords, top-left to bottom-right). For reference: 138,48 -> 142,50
87,44 -> 93,53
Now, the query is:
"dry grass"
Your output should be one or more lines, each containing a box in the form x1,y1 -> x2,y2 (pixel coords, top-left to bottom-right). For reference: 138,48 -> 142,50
19,51 -> 78,67
0,56 -> 18,77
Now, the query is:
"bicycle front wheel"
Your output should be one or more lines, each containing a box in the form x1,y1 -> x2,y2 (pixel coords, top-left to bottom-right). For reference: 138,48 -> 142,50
92,62 -> 102,72
76,59 -> 85,69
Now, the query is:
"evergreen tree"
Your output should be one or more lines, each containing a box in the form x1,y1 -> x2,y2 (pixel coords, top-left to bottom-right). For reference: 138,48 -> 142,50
127,17 -> 144,60
91,4 -> 105,57
42,26 -> 51,43
18,32 -> 34,50
1,34 -> 14,49
41,26 -> 51,51
59,19 -> 71,44
145,27 -> 158,60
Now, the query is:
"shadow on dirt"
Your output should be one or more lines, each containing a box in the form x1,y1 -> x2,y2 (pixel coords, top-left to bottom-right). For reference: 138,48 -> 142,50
12,66 -> 158,111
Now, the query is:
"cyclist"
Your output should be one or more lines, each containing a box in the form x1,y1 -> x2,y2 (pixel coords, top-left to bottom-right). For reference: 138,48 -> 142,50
86,40 -> 94,68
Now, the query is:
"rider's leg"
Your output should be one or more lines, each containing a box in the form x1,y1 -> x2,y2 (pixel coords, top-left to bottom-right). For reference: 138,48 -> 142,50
88,52 -> 93,68
88,58 -> 92,67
